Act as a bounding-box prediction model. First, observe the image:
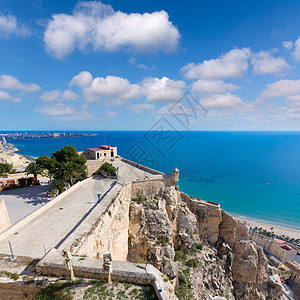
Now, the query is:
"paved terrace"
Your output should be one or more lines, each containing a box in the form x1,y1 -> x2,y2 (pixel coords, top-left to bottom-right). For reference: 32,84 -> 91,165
0,161 -> 164,259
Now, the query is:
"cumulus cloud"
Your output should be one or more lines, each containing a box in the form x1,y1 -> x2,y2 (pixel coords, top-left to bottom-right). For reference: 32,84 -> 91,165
251,51 -> 290,75
191,79 -> 238,95
141,77 -> 185,102
127,103 -> 155,113
62,89 -> 78,100
0,13 -> 29,38
181,48 -> 251,79
0,75 -> 40,92
106,111 -> 117,117
200,93 -> 243,109
44,1 -> 180,58
282,41 -> 293,50
70,71 -> 186,104
260,79 -> 300,99
70,71 -> 140,103
39,90 -> 61,102
293,37 -> 300,62
36,103 -> 93,120
0,90 -> 21,102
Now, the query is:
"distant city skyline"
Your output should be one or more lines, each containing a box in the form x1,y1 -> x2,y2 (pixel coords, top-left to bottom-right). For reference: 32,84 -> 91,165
1,0 -> 300,130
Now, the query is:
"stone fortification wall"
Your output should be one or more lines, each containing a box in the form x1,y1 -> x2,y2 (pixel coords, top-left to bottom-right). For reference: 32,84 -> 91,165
71,179 -> 171,261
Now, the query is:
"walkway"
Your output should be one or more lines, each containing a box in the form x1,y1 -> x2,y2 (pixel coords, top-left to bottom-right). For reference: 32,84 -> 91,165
0,161 -> 165,259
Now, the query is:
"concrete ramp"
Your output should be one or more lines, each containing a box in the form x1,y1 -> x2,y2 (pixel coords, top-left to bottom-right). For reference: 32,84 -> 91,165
0,199 -> 11,234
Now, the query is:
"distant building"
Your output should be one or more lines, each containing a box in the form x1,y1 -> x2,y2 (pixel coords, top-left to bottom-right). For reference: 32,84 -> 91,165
285,261 -> 300,284
250,232 -> 297,262
82,145 -> 118,161
271,239 -> 297,262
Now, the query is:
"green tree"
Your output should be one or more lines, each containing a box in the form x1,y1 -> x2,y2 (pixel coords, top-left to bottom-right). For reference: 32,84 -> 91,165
54,179 -> 66,194
25,162 -> 44,182
0,163 -> 12,176
51,145 -> 87,184
58,161 -> 81,186
36,156 -> 56,181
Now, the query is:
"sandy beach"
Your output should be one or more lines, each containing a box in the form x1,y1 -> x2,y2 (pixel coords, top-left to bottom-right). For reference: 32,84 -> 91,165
235,217 -> 300,240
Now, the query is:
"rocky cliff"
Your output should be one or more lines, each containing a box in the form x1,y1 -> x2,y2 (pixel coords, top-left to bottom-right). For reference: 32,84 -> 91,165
72,179 -> 282,300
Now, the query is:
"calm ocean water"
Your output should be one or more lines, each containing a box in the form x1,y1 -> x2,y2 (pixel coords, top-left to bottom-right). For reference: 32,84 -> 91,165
8,131 -> 300,230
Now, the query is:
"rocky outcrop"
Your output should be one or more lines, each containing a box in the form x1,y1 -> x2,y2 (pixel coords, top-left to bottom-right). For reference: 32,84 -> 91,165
74,179 -> 281,300
232,240 -> 282,299
293,284 -> 300,300
0,150 -> 30,168
180,192 -> 222,244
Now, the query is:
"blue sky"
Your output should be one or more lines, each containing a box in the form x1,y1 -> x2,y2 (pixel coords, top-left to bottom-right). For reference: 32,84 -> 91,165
1,0 -> 300,130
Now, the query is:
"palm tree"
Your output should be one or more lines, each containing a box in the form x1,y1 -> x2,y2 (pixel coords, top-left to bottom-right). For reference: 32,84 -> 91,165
25,162 -> 44,182
60,161 -> 80,186
54,179 -> 65,194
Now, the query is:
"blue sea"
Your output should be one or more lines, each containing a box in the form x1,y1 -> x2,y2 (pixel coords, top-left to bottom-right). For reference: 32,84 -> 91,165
7,131 -> 300,231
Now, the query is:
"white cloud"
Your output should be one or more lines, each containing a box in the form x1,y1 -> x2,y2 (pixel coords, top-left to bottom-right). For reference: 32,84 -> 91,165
127,103 -> 155,113
293,37 -> 300,62
0,75 -> 40,92
0,13 -> 29,38
141,77 -> 185,102
282,41 -> 293,50
200,93 -> 243,109
39,90 -> 61,102
0,90 -> 21,102
181,48 -> 250,79
36,103 -> 93,120
191,79 -> 238,95
62,89 -> 78,100
251,51 -> 290,75
44,1 -> 180,58
70,71 -> 186,104
106,111 -> 117,117
71,72 -> 141,103
260,79 -> 300,99
286,95 -> 300,102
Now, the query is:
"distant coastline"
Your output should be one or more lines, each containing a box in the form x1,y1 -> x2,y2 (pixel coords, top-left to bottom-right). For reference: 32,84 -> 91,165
1,132 -> 98,141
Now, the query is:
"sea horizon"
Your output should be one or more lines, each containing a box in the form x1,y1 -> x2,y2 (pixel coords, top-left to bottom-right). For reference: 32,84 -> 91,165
6,130 -> 300,231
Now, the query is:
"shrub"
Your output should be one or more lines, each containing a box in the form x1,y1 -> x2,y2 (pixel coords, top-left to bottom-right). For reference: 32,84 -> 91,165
193,243 -> 203,251
0,163 -> 12,175
131,194 -> 147,204
187,258 -> 198,268
100,163 -> 117,176
174,250 -> 184,261
156,236 -> 168,246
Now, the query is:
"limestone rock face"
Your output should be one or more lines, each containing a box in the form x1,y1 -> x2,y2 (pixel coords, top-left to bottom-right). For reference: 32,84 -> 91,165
141,210 -> 173,242
232,240 -> 282,300
74,178 -> 281,300
163,259 -> 178,279
219,210 -> 238,247
180,192 -> 222,244
293,284 -> 300,300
